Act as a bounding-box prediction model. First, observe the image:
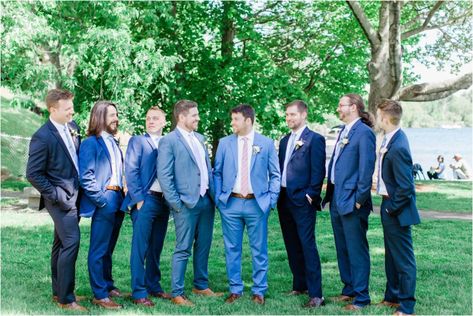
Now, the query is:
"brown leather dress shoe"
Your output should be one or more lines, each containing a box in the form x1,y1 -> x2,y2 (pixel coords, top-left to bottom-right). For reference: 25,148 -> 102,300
133,297 -> 155,307
377,300 -> 400,308
150,291 -> 172,300
303,297 -> 325,308
171,295 -> 195,307
53,294 -> 86,302
225,293 -> 242,304
192,288 -> 224,297
393,311 -> 415,316
57,301 -> 88,312
344,304 -> 364,311
288,290 -> 308,296
331,294 -> 354,302
108,288 -> 123,297
252,294 -> 265,305
92,297 -> 123,309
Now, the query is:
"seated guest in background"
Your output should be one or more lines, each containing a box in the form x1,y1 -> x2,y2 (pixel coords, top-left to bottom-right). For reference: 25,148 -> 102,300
449,153 -> 470,180
427,155 -> 446,180
123,107 -> 171,307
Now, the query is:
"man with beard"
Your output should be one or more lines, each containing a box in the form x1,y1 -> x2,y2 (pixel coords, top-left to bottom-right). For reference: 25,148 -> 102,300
27,89 -> 87,312
277,100 -> 326,308
213,104 -> 280,305
122,106 -> 171,306
157,100 -> 221,307
322,94 -> 376,311
79,101 -> 125,309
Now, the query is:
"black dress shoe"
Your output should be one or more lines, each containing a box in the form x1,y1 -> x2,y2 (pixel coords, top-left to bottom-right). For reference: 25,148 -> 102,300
303,297 -> 325,308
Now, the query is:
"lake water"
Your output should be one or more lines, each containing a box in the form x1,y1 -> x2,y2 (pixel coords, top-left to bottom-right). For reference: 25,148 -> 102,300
404,128 -> 472,180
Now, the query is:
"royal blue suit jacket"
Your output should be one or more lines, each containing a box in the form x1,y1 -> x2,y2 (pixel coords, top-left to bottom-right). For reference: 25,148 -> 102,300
279,127 -> 326,211
26,120 -> 81,211
323,119 -> 376,214
121,133 -> 159,211
79,135 -> 124,217
213,132 -> 281,213
157,129 -> 215,212
381,129 -> 421,227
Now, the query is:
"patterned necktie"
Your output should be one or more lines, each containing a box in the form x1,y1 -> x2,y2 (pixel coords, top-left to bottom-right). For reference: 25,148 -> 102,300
377,136 -> 388,193
331,127 -> 348,184
282,132 -> 297,187
241,137 -> 249,197
189,133 -> 207,196
63,125 -> 78,172
108,135 -> 122,187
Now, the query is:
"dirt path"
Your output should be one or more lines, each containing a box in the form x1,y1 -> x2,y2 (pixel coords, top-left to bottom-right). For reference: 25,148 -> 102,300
372,207 -> 472,221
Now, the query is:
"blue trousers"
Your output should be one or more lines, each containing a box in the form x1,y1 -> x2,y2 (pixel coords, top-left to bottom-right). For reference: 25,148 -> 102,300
88,190 -> 124,299
220,197 -> 270,296
381,199 -> 417,314
330,198 -> 371,307
171,194 -> 214,297
130,193 -> 170,299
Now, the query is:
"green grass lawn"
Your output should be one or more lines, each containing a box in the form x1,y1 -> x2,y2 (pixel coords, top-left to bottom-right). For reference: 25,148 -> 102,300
1,211 -> 471,315
372,180 -> 473,213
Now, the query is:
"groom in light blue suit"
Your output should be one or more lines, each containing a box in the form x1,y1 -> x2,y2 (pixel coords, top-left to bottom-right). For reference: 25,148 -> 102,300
214,104 -> 280,305
157,100 -> 221,307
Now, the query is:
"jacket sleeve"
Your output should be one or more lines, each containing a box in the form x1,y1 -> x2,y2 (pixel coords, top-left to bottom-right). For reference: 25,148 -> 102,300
355,129 -> 376,206
124,137 -> 145,205
157,136 -> 183,212
306,134 -> 326,207
26,132 -> 57,202
213,138 -> 225,206
79,139 -> 107,207
387,146 -> 415,215
268,140 -> 281,209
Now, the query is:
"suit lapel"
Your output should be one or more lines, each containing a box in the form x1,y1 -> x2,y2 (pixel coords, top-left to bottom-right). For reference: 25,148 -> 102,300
98,136 -> 113,172
382,129 -> 401,165
251,133 -> 262,172
47,121 -> 76,169
66,122 -> 80,152
144,133 -> 157,151
338,119 -> 361,157
175,128 -> 198,167
289,126 -> 309,163
230,134 -> 238,170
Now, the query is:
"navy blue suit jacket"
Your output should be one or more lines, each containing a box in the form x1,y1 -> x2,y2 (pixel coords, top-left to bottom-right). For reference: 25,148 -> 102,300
278,127 -> 326,211
323,119 -> 376,214
26,120 -> 81,210
121,133 -> 159,211
79,135 -> 124,217
381,129 -> 420,226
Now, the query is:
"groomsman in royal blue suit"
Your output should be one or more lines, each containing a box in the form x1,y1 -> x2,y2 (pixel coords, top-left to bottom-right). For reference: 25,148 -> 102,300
122,107 -> 171,307
214,104 -> 280,305
376,100 -> 420,316
79,101 -> 125,309
277,100 -> 326,308
322,94 -> 376,311
157,100 -> 222,307
27,89 -> 87,312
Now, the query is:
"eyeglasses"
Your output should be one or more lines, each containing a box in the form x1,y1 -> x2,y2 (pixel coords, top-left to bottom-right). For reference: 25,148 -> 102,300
338,103 -> 352,108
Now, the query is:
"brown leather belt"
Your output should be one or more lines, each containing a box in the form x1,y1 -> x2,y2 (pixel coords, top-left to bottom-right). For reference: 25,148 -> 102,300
148,190 -> 164,198
106,185 -> 122,191
231,192 -> 255,199
382,195 -> 390,201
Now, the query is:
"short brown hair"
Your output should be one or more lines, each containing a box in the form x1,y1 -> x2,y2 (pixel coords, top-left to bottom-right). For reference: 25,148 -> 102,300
231,104 -> 255,124
285,100 -> 308,113
147,106 -> 165,116
377,99 -> 402,125
87,100 -> 118,136
173,100 -> 197,122
45,89 -> 74,111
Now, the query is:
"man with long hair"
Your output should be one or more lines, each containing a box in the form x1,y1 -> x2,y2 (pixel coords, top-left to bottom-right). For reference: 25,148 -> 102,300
79,101 -> 125,309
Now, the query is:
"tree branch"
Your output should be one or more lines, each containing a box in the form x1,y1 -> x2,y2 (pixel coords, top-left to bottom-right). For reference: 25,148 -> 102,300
401,0 -> 444,39
346,0 -> 380,47
396,72 -> 472,102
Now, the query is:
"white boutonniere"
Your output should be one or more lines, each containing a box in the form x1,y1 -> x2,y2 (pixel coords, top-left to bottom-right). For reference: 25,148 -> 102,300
295,140 -> 304,150
252,145 -> 261,155
380,147 -> 388,154
69,128 -> 79,138
339,137 -> 349,148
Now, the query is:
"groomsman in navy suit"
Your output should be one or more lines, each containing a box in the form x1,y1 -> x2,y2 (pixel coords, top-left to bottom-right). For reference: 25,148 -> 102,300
214,104 -> 280,305
79,101 -> 125,309
157,100 -> 221,307
376,100 -> 420,316
27,89 -> 87,312
277,100 -> 326,308
122,107 -> 171,307
322,94 -> 376,310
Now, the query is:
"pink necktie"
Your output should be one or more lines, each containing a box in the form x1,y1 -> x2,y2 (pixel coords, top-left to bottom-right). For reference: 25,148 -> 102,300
241,137 -> 249,196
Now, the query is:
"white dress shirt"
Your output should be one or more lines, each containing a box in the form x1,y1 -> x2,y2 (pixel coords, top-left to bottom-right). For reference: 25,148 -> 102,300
233,129 -> 255,194
281,125 -> 306,187
176,126 -> 209,191
149,135 -> 163,192
377,127 -> 400,195
101,131 -> 122,187
49,118 -> 78,171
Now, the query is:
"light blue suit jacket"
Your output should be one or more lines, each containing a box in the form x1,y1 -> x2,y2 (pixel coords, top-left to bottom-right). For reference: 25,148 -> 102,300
79,135 -> 124,217
213,132 -> 281,213
121,133 -> 158,211
157,129 -> 214,212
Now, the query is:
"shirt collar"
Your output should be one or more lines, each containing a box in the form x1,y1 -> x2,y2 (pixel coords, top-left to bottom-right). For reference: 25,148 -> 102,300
344,117 -> 361,134
238,129 -> 255,142
101,130 -> 113,139
383,127 -> 401,146
291,125 -> 306,139
177,126 -> 194,138
50,118 -> 67,132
